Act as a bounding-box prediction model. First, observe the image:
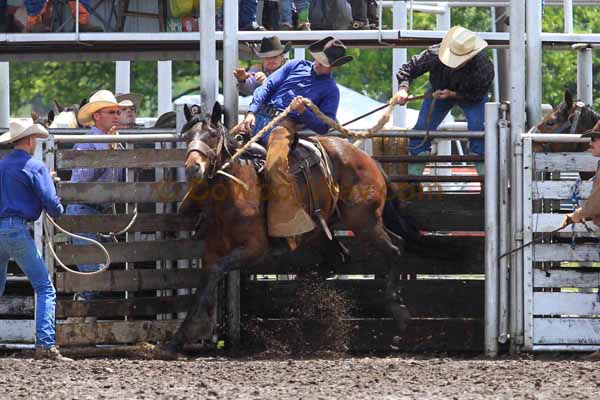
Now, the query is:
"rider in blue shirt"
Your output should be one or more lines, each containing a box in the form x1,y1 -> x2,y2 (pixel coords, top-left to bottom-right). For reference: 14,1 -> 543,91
0,121 -> 71,361
240,36 -> 353,247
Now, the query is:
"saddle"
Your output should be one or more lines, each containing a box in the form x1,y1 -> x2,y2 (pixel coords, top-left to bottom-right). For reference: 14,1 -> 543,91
241,138 -> 339,239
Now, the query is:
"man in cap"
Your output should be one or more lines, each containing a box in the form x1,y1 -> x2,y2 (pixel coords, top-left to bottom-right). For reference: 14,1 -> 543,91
240,36 -> 353,249
234,36 -> 291,96
561,128 -> 600,229
0,121 -> 72,361
116,92 -> 144,129
392,25 -> 494,176
66,90 -> 125,303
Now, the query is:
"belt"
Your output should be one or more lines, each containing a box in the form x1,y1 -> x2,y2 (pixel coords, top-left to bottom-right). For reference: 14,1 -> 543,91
258,105 -> 282,118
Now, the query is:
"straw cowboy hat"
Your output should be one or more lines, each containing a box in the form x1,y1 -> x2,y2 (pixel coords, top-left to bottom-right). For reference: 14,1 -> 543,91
78,90 -> 127,126
308,36 -> 353,68
439,26 -> 488,69
0,120 -> 49,145
116,92 -> 144,110
251,36 -> 292,58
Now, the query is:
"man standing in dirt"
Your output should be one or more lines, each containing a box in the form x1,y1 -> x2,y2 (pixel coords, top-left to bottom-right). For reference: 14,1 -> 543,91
0,121 -> 72,361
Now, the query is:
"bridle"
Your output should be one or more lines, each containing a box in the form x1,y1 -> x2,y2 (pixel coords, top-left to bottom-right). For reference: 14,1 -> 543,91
529,101 -> 586,135
185,117 -> 226,179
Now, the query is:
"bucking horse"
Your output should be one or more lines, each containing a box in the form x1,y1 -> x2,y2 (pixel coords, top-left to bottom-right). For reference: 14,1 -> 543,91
165,102 -> 423,353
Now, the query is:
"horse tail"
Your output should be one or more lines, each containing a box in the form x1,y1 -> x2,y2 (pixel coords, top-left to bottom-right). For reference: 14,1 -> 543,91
378,164 -> 423,253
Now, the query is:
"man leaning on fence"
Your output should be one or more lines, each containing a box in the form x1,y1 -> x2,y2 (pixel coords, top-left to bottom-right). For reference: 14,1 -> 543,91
0,121 -> 72,361
66,90 -> 125,307
392,25 -> 494,176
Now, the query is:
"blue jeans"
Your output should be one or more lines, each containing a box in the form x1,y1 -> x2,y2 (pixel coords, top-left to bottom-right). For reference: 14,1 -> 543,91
239,0 -> 257,28
22,0 -> 91,16
0,216 -> 56,348
65,204 -> 106,300
409,92 -> 487,156
252,112 -> 277,146
279,0 -> 310,25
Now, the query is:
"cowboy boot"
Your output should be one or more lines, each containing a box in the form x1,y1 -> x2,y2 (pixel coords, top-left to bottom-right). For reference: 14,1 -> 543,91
296,8 -> 310,31
265,125 -> 316,241
68,0 -> 103,32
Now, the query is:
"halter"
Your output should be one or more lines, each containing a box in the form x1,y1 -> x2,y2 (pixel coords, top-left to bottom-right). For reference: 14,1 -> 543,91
537,101 -> 586,135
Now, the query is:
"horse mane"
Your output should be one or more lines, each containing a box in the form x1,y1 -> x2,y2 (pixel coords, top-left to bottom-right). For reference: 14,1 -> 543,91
581,105 -> 600,128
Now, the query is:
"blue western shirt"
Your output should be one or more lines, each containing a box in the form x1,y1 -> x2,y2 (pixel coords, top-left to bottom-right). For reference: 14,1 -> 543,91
0,149 -> 64,221
249,59 -> 340,134
70,126 -> 125,184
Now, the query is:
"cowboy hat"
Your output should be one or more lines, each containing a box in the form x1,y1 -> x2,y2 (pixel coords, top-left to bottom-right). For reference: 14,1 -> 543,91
0,120 -> 49,145
78,90 -> 127,126
251,36 -> 291,58
581,129 -> 600,139
116,92 -> 144,110
439,26 -> 488,69
308,36 -> 353,68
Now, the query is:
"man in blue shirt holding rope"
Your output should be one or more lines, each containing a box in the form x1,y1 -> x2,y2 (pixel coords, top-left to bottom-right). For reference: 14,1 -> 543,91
0,120 -> 71,361
240,36 -> 353,249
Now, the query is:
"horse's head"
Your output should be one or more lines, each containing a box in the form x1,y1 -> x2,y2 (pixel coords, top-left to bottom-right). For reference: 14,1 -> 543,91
532,88 -> 592,135
181,102 -> 227,181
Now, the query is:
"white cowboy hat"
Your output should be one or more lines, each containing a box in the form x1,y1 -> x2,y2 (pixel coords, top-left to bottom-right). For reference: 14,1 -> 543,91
0,120 -> 49,145
78,90 -> 127,126
439,26 -> 488,69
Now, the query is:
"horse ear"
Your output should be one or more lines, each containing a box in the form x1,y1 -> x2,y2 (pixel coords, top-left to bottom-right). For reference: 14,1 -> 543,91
184,104 -> 193,122
79,98 -> 87,109
54,100 -> 64,113
48,110 -> 55,125
564,88 -> 574,108
211,102 -> 223,125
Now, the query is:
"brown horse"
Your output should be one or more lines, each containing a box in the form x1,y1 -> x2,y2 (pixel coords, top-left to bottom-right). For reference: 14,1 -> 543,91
532,89 -> 600,153
167,103 -> 421,352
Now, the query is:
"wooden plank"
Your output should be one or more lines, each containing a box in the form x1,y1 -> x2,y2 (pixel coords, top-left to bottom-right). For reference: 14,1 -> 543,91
534,318 -> 600,345
55,213 -> 199,233
533,243 -> 599,262
57,182 -> 188,203
532,181 -> 593,200
55,238 -> 204,265
533,152 -> 597,172
241,279 -> 484,319
56,148 -> 186,169
403,194 -> 483,231
0,297 -> 34,316
533,268 -> 600,288
531,213 -> 600,233
56,320 -> 181,346
533,292 -> 600,315
0,320 -> 35,343
55,269 -> 205,292
252,236 -> 484,275
56,295 -> 194,318
244,318 -> 483,352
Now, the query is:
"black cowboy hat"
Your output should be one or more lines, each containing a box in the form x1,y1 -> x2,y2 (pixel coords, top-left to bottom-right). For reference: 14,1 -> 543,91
581,129 -> 600,139
251,36 -> 291,58
308,36 -> 354,68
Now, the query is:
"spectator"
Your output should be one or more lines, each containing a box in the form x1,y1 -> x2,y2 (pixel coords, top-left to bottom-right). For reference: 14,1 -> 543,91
393,26 -> 494,176
279,0 -> 310,30
239,0 -> 264,31
234,36 -> 290,97
66,90 -> 126,306
116,92 -> 144,129
240,37 -> 353,249
6,0 -> 103,32
0,121 -> 72,361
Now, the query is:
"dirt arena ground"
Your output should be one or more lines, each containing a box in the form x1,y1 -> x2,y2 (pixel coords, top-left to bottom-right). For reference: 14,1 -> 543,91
0,352 -> 599,399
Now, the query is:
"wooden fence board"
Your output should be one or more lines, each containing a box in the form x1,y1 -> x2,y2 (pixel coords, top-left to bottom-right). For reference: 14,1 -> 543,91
56,320 -> 181,346
533,152 -> 597,172
403,194 -> 483,231
55,269 -> 205,292
57,182 -> 188,203
241,279 -> 484,319
55,238 -> 204,265
56,295 -> 194,318
534,318 -> 600,345
56,149 -> 186,169
533,244 -> 599,262
0,320 -> 35,343
56,213 -> 199,233
251,236 -> 484,275
533,268 -> 600,288
532,181 -> 593,200
530,214 -> 599,233
243,318 -> 483,352
533,292 -> 600,315
0,297 -> 34,316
